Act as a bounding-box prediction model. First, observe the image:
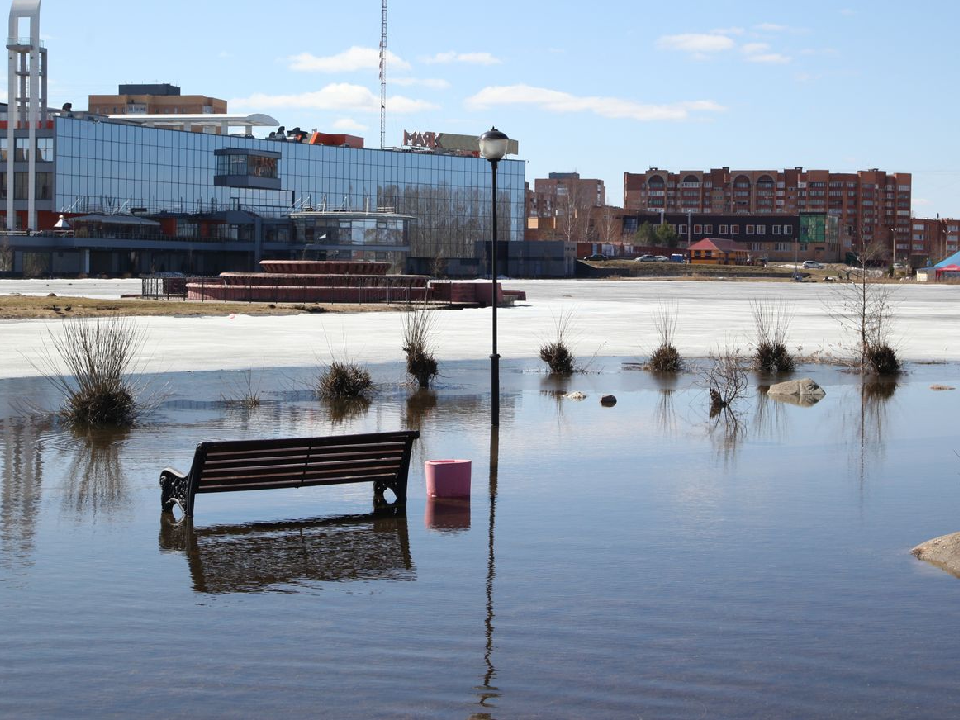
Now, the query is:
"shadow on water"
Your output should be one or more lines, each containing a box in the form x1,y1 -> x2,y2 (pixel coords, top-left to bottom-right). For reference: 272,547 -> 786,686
158,512 -> 414,594
62,427 -> 131,519
0,416 -> 51,570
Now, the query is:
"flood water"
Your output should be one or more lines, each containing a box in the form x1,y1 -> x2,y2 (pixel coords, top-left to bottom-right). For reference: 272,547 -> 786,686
2,358 -> 960,718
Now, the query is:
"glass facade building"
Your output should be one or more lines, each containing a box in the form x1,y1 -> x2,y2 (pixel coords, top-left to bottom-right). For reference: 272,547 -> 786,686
36,116 -> 525,268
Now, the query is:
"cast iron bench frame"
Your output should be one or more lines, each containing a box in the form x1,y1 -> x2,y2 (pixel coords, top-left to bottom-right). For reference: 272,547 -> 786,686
159,430 -> 419,517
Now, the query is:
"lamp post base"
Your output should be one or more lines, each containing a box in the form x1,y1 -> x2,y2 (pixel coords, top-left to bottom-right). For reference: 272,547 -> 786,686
490,352 -> 500,427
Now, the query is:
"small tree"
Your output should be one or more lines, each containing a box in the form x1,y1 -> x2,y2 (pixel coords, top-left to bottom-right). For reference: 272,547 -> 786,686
703,343 -> 748,417
634,221 -> 656,246
656,222 -> 680,249
751,298 -> 795,373
0,238 -> 12,272
829,241 -> 900,375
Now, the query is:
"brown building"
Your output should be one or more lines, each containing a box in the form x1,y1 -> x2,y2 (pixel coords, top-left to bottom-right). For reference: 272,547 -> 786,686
526,172 -> 608,242
88,83 -> 227,121
624,166 -> 911,260
911,218 -> 960,265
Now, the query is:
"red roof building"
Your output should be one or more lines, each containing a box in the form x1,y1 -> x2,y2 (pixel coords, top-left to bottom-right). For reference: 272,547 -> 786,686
689,238 -> 751,265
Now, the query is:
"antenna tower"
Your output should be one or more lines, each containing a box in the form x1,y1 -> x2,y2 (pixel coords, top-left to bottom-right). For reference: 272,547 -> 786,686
379,0 -> 387,149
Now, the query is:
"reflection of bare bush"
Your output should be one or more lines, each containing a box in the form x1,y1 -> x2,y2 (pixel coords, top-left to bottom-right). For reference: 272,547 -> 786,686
404,389 -> 437,431
751,298 -> 794,373
63,428 -> 129,517
326,397 -> 371,425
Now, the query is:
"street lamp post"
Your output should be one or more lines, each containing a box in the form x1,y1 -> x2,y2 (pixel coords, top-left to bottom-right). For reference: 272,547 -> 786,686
479,126 -> 509,427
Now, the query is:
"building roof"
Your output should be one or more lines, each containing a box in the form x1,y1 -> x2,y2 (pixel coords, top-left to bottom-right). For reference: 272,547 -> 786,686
105,113 -> 278,131
689,237 -> 750,253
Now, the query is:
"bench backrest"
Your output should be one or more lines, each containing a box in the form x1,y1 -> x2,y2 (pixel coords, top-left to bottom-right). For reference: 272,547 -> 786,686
188,430 -> 419,500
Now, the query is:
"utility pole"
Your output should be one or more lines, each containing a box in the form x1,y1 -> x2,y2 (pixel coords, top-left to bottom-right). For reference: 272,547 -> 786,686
379,0 -> 387,149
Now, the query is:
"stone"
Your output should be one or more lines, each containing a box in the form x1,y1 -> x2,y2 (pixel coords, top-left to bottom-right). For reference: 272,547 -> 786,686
913,532 -> 960,578
766,378 -> 826,402
931,385 -> 956,391
600,394 -> 617,406
565,391 -> 586,400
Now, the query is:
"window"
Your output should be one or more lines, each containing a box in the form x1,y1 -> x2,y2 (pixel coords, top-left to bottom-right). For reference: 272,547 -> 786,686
730,224 -> 739,234
0,137 -> 6,162
784,225 -> 793,235
36,172 -> 52,200
36,137 -> 54,162
694,224 -> 702,234
15,137 -> 30,162
719,224 -> 728,234
773,225 -> 781,235
704,224 -> 713,234
679,224 -> 687,234
13,171 -> 29,199
746,225 -> 755,234
757,225 -> 765,234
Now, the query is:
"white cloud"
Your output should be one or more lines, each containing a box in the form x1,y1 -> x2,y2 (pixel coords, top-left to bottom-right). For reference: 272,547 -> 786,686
288,47 -> 411,73
840,8 -> 856,16
754,23 -> 788,32
741,43 -> 771,54
914,198 -> 933,206
421,51 -> 501,65
392,77 -> 451,89
657,33 -> 736,53
746,53 -> 791,64
231,83 -> 437,114
711,26 -> 745,35
465,85 -> 725,121
332,118 -> 368,132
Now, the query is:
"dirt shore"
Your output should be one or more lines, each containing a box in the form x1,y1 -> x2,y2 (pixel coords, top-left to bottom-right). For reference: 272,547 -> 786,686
0,294 -> 412,320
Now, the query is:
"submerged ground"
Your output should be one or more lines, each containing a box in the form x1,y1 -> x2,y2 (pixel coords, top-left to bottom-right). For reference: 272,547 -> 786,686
1,278 -> 959,718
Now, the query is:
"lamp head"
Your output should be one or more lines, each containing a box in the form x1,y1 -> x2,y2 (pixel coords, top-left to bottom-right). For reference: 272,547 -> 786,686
479,126 -> 509,161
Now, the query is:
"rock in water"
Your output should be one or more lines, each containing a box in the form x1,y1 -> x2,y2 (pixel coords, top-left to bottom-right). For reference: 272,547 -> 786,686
600,394 -> 617,406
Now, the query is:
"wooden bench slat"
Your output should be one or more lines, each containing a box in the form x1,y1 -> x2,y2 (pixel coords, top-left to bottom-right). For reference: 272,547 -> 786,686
202,448 -> 406,471
199,458 -> 403,480
200,473 -> 402,494
200,464 -> 404,487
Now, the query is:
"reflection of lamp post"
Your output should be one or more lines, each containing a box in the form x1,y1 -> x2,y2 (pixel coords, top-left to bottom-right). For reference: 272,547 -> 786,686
479,127 -> 509,427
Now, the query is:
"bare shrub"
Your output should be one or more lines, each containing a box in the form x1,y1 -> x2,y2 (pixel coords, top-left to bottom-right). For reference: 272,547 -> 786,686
0,238 -> 12,272
702,343 -> 748,417
648,300 -> 683,372
539,309 -> 576,375
221,370 -> 261,409
401,303 -> 439,389
751,298 -> 795,373
36,317 -> 146,428
317,359 -> 372,399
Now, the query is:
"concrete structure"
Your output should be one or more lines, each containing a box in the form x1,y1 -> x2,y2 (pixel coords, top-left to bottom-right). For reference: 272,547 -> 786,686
624,166 -> 911,261
6,0 -> 47,231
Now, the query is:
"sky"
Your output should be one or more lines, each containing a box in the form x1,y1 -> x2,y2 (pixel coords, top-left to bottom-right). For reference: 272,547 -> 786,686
20,0 -> 960,217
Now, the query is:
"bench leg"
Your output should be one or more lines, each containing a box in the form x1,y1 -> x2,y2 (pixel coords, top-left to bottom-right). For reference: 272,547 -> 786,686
373,479 -> 407,513
159,468 -> 188,513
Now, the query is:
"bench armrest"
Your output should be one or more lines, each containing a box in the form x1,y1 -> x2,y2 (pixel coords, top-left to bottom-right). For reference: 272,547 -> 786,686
159,467 -> 188,513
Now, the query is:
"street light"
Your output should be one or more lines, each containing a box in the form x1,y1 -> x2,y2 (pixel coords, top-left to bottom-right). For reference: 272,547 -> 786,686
479,126 -> 509,427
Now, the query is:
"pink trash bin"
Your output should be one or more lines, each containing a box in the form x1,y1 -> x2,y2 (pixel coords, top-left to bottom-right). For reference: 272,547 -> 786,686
425,459 -> 472,498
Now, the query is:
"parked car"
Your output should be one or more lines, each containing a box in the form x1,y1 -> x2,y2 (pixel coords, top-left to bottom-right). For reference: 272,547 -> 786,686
669,254 -> 686,263
584,253 -> 607,261
654,255 -> 670,262
802,260 -> 823,269
634,254 -> 657,262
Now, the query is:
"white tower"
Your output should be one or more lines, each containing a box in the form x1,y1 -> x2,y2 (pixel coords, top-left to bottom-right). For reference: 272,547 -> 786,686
6,0 -> 47,231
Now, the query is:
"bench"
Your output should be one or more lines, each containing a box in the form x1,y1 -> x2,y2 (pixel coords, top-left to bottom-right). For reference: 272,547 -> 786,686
159,430 -> 420,517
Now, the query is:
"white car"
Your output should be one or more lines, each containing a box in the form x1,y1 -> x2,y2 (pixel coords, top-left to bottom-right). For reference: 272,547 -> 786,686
802,260 -> 823,269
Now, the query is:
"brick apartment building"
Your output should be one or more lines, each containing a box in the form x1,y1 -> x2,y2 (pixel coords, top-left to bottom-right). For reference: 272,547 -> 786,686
624,167 -> 911,261
88,83 -> 228,125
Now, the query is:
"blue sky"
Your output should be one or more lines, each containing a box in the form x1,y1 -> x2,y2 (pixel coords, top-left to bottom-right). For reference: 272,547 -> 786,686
26,0 -> 960,217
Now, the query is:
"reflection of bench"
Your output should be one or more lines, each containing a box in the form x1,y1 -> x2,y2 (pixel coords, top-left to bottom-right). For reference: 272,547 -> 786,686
159,431 -> 419,516
159,513 -> 414,593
